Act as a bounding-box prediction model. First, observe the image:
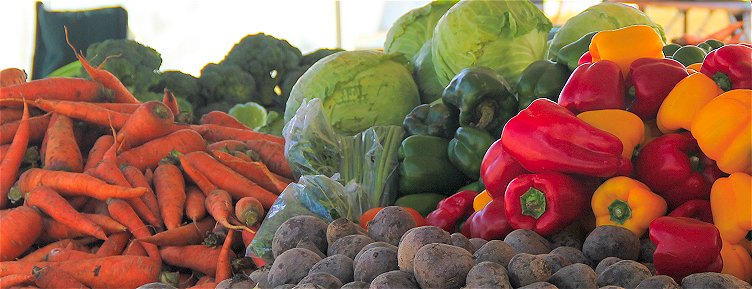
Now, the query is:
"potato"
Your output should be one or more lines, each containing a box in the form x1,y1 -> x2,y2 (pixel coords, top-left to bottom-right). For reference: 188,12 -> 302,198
291,284 -> 323,289
297,239 -> 325,259
635,275 -> 680,289
516,282 -> 558,289
413,243 -> 475,289
508,253 -> 553,288
353,247 -> 399,283
367,206 -> 417,245
272,285 -> 296,289
371,270 -> 420,289
539,253 -> 572,273
469,238 -> 488,252
638,238 -> 655,263
216,275 -> 255,289
599,286 -> 626,289
354,241 -> 397,261
596,257 -> 623,276
548,263 -> 597,289
451,232 -> 475,253
340,281 -> 370,289
326,218 -> 365,245
309,254 -> 354,284
597,260 -> 652,289
504,229 -> 552,255
297,273 -> 342,288
681,272 -> 752,289
583,226 -> 639,263
272,216 -> 328,258
642,262 -> 656,276
398,226 -> 451,272
327,234 -> 373,259
249,266 -> 271,289
267,248 -> 323,287
547,222 -> 587,250
551,246 -> 591,267
465,261 -> 512,289
474,240 -> 517,267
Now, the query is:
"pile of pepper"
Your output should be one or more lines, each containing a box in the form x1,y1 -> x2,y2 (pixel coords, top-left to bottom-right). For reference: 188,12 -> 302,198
419,25 -> 752,283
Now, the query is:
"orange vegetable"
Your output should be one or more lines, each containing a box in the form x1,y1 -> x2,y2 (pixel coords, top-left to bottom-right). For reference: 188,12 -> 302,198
234,197 -> 264,227
83,135 -> 114,172
32,266 -> 89,289
42,114 -> 84,172
0,78 -> 113,106
154,162 -> 186,230
0,68 -> 27,87
0,101 -> 30,209
162,89 -> 180,116
106,199 -> 160,262
200,111 -> 249,130
31,99 -> 130,129
242,140 -> 292,179
138,218 -> 215,247
210,150 -> 287,194
117,101 -> 176,151
21,186 -> 106,240
215,229 -> 235,281
185,186 -> 207,223
160,245 -> 222,276
0,112 -> 50,145
0,274 -> 35,288
190,124 -> 284,145
0,206 -> 42,261
117,129 -> 206,171
95,231 -> 131,257
205,189 -> 253,232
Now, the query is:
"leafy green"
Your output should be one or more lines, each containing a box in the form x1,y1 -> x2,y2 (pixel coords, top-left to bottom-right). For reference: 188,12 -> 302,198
228,102 -> 268,130
384,1 -> 457,62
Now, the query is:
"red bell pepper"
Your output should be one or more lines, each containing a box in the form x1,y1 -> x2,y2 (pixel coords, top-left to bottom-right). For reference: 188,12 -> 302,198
701,44 -> 752,91
504,173 -> 589,237
425,190 -> 478,233
558,60 -> 626,114
626,58 -> 689,120
650,216 -> 723,282
667,199 -> 713,223
635,133 -> 725,209
480,139 -> 529,199
460,198 -> 512,240
501,99 -> 631,178
579,51 -> 592,66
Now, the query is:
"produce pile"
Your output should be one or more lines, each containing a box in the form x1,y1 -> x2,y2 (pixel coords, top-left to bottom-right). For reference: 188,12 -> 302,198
0,0 -> 751,288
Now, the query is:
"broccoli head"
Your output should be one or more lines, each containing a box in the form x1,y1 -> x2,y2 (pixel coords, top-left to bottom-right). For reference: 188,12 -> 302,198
84,39 -> 162,93
221,33 -> 302,111
196,101 -> 233,119
300,48 -> 344,66
153,71 -> 202,107
198,63 -> 256,104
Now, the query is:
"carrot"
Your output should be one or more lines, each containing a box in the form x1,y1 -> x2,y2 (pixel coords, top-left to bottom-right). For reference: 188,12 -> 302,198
95,232 -> 130,257
19,240 -> 83,263
117,101 -> 176,151
210,150 -> 287,194
20,186 -> 106,240
241,227 -> 258,248
83,135 -> 113,171
31,99 -> 130,129
0,68 -> 27,87
0,108 -> 24,125
205,140 -> 246,152
67,196 -> 89,211
190,124 -> 284,145
200,111 -> 249,130
0,101 -> 30,209
0,112 -> 48,146
0,78 -> 113,106
231,151 -> 255,162
0,274 -> 35,288
215,229 -> 235,281
162,89 -> 180,116
185,186 -> 206,223
234,197 -> 265,228
176,153 -> 216,196
160,245 -> 222,276
121,165 -> 161,224
137,218 -> 215,247
154,162 -> 186,230
82,214 -> 126,233
106,199 -> 160,261
117,129 -> 206,171
205,190 -> 253,233
144,168 -> 154,184
243,140 -> 292,178
123,240 -> 147,257
184,152 -> 277,208
80,198 -> 108,216
32,266 -> 89,289
42,114 -> 84,172
14,168 -> 147,200
90,102 -> 139,113
45,248 -> 97,262
38,216 -> 121,244
0,206 -> 42,261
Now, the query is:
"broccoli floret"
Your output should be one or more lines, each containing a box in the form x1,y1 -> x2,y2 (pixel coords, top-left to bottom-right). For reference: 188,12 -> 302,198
198,63 -> 256,104
221,33 -> 302,111
279,64 -> 310,100
300,48 -> 344,66
153,71 -> 202,107
84,39 -> 162,93
196,101 -> 233,119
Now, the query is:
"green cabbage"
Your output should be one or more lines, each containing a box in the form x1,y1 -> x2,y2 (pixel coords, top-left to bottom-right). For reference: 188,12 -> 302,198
547,2 -> 666,60
383,1 -> 457,62
284,50 -> 420,135
432,0 -> 552,87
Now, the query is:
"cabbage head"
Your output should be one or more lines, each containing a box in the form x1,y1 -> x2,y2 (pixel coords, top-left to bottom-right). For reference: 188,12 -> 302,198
432,0 -> 552,87
547,2 -> 666,60
384,1 -> 457,62
284,50 -> 420,135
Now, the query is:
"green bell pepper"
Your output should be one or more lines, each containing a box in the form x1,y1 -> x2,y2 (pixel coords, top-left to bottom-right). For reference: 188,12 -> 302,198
663,43 -> 682,57
702,39 -> 724,51
672,45 -> 707,66
515,60 -> 570,111
398,135 -> 467,195
554,31 -> 596,71
447,127 -> 495,179
697,42 -> 713,53
394,193 -> 447,217
459,180 -> 485,193
442,67 -> 518,138
402,102 -> 459,139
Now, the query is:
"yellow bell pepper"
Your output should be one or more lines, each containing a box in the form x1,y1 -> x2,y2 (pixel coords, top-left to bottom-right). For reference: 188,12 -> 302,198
710,173 -> 752,244
720,240 -> 752,284
686,62 -> 702,73
691,90 -> 752,174
473,190 -> 492,212
589,25 -> 664,75
577,110 -> 645,159
592,176 -> 667,237
657,72 -> 724,133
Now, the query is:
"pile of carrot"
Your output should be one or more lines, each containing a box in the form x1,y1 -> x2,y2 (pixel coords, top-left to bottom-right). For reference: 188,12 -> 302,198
0,39 -> 292,289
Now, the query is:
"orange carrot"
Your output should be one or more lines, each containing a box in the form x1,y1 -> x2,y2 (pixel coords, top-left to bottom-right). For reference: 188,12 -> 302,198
185,186 -> 206,223
231,151 -> 255,162
0,78 -> 114,106
0,206 -> 42,261
83,214 -> 127,233
31,99 -> 130,129
205,140 -> 246,152
184,152 -> 277,208
0,112 -> 48,146
90,102 -> 140,113
121,165 -> 161,224
45,248 -> 97,262
106,199 -> 160,262
144,168 -> 154,184
234,197 -> 265,228
67,196 -> 89,211
162,89 -> 180,116
176,154 -> 216,196
215,229 -> 235,281
42,114 -> 84,172
200,111 -> 249,130
95,232 -> 130,257
117,129 -> 206,171
123,240 -> 147,257
38,215 -> 125,244
117,101 -> 176,151
205,190 -> 252,232
154,161 -> 186,230
14,168 -> 147,200
137,218 -> 215,247
19,240 -> 83,263
190,124 -> 284,145
0,108 -> 24,125
210,150 -> 287,194
0,274 -> 35,288
83,135 -> 113,171
160,245 -> 222,276
0,68 -> 27,87
243,140 -> 292,179
20,186 -> 106,240
0,101 -> 30,209
80,198 -> 108,216
32,266 -> 89,289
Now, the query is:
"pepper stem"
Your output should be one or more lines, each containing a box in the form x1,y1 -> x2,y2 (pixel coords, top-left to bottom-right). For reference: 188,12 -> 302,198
608,199 -> 632,225
475,100 -> 495,130
520,187 -> 546,219
689,155 -> 704,172
712,72 -> 731,91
